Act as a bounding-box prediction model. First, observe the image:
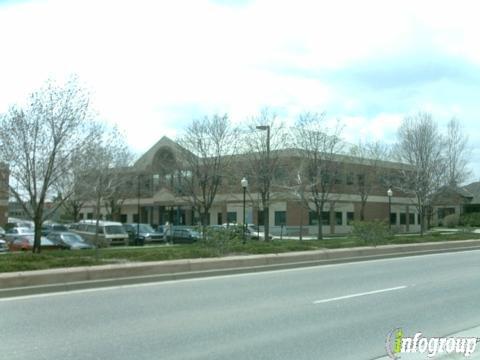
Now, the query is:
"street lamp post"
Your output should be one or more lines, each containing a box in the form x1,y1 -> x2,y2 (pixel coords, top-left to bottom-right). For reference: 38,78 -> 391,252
241,177 -> 248,244
137,174 -> 141,246
255,125 -> 270,241
387,188 -> 393,230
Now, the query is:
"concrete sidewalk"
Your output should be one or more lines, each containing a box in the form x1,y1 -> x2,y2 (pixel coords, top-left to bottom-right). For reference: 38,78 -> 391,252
1,239 -> 480,298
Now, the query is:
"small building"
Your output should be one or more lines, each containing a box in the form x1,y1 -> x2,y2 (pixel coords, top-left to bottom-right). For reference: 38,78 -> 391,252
432,182 -> 480,226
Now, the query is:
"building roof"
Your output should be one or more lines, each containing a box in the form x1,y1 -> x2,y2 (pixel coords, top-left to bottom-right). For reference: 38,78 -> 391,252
462,181 -> 480,204
133,136 -> 193,171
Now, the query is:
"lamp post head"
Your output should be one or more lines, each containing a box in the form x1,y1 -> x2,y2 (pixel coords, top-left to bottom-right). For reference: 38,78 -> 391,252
241,177 -> 248,189
256,125 -> 269,131
387,188 -> 393,197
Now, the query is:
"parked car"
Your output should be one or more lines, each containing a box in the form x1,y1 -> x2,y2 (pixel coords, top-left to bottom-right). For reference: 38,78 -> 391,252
41,223 -> 69,236
70,220 -> 129,247
0,238 -> 8,252
245,224 -> 272,240
4,227 -> 34,244
5,219 -> 34,231
170,228 -> 201,244
9,235 -> 59,251
46,232 -> 95,250
123,223 -> 164,245
219,223 -> 272,240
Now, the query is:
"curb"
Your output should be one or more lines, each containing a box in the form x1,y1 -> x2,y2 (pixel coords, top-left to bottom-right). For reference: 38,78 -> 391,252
1,239 -> 480,298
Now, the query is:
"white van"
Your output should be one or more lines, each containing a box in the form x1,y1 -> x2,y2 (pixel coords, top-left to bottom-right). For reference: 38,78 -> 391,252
70,220 -> 128,247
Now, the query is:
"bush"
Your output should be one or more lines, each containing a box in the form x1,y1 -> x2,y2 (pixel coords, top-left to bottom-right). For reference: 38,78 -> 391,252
201,226 -> 242,255
350,220 -> 391,246
460,212 -> 480,227
442,213 -> 460,228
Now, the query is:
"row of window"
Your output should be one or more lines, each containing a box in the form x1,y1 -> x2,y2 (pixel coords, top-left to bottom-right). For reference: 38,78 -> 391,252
225,210 -> 418,227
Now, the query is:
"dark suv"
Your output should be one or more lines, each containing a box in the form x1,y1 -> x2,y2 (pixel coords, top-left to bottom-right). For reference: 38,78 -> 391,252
169,228 -> 201,244
123,223 -> 164,245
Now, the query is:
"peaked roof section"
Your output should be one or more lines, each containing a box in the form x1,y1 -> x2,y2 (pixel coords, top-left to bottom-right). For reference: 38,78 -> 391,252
463,181 -> 480,204
133,136 -> 193,171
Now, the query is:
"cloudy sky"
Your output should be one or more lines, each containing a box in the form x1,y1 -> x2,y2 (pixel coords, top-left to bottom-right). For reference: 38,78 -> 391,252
0,0 -> 479,179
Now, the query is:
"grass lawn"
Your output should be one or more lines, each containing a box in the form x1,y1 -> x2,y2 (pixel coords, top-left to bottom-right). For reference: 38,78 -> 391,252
1,231 -> 479,273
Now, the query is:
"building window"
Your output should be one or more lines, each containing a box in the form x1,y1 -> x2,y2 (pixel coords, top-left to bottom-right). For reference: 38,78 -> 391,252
409,213 -> 415,225
87,213 -> 93,220
438,207 -> 455,220
217,212 -> 223,225
347,212 -> 354,225
227,212 -> 237,224
257,210 -> 265,226
309,211 -> 330,225
346,172 -> 354,185
120,214 -> 127,223
335,212 -> 343,225
322,211 -> 330,225
400,213 -> 407,225
390,213 -> 397,225
274,211 -> 286,226
357,174 -> 365,186
334,172 -> 343,185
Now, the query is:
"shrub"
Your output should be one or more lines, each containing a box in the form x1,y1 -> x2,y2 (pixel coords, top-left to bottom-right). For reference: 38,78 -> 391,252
351,220 -> 391,246
201,226 -> 242,256
442,213 -> 460,228
460,212 -> 480,227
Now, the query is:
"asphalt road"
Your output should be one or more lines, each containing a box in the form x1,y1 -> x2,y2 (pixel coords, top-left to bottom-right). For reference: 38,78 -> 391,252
2,249 -> 480,360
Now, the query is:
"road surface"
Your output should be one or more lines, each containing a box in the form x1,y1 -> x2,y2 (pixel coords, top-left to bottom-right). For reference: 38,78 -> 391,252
2,249 -> 480,359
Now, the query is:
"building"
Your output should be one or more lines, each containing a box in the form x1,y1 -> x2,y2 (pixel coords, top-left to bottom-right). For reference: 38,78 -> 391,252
79,136 -> 421,235
432,182 -> 480,226
0,163 -> 8,226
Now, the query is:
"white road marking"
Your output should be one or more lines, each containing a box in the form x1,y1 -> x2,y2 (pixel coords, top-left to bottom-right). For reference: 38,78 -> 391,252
313,285 -> 407,304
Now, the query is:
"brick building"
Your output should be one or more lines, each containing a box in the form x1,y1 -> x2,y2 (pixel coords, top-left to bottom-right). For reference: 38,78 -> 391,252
79,137 -> 421,235
0,163 -> 8,226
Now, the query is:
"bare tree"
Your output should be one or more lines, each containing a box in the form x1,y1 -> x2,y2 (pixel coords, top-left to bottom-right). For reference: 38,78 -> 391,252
178,114 -> 238,234
393,112 -> 446,235
54,149 -> 97,222
243,109 -> 288,241
445,118 -> 471,186
293,112 -> 344,240
81,126 -> 134,245
349,140 -> 390,221
0,77 -> 98,253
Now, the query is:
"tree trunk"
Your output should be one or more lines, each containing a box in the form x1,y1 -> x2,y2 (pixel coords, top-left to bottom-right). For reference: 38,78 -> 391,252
317,219 -> 323,240
264,206 -> 270,241
32,216 -> 43,254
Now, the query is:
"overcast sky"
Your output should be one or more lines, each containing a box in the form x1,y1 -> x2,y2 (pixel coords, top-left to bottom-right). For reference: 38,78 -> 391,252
1,0 -> 479,181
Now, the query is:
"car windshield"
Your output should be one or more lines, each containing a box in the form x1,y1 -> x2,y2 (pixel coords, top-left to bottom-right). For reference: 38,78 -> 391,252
8,227 -> 33,234
188,230 -> 201,237
138,224 -> 155,233
104,225 -> 127,235
52,225 -> 69,232
62,234 -> 85,245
